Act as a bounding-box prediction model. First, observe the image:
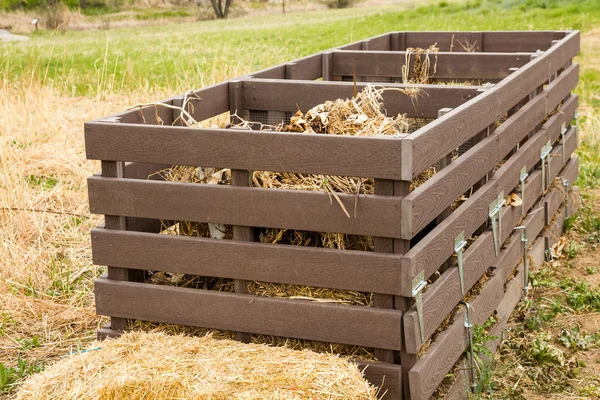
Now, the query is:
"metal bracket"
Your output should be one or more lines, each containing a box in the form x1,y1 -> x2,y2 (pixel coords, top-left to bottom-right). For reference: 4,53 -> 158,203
460,301 -> 477,391
412,271 -> 427,343
489,191 -> 506,256
520,167 -> 529,217
98,116 -> 121,123
514,226 -> 529,297
540,141 -> 552,192
574,110 -> 579,126
455,232 -> 468,296
481,82 -> 495,90
563,179 -> 569,218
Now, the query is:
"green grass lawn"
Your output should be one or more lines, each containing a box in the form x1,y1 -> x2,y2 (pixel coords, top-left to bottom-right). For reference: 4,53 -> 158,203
2,0 -> 600,97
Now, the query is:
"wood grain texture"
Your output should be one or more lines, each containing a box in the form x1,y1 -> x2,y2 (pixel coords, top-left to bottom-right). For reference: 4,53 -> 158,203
402,134 -> 498,238
84,122 -> 404,180
332,51 -> 529,80
400,179 -> 499,296
87,176 -> 403,238
481,31 -> 564,52
546,95 -> 578,145
94,277 -> 403,350
99,97 -> 177,126
284,53 -> 322,80
408,269 -> 505,400
404,232 -> 497,353
91,228 -> 404,295
357,362 -> 402,400
241,79 -> 479,119
408,89 -> 499,178
545,63 -> 580,114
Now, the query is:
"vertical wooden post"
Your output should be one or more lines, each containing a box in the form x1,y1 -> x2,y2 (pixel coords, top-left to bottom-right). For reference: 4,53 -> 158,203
374,177 -> 413,398
101,160 -> 129,332
229,80 -> 253,343
322,52 -> 333,81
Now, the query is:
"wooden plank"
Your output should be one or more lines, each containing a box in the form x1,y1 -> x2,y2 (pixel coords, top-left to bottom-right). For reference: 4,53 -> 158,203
399,127 -> 574,296
123,162 -> 171,180
407,87 -> 500,178
241,79 -> 479,119
333,51 -> 530,80
408,36 -> 578,179
400,178 -> 498,296
408,269 -> 504,400
496,91 -> 547,159
365,33 -> 392,50
494,128 -> 548,200
91,228 -> 405,295
180,82 -> 230,122
251,64 -> 286,79
482,31 -> 565,52
401,134 -> 498,238
94,277 -> 403,350
357,362 -> 402,400
84,122 -> 404,180
87,176 -> 403,238
546,95 -> 578,145
286,53 -> 322,80
404,231 -> 497,353
97,97 -> 178,126
404,31 -> 483,52
545,63 -> 579,114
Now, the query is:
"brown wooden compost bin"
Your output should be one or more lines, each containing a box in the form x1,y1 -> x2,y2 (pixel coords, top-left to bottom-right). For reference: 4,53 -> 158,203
86,31 -> 581,400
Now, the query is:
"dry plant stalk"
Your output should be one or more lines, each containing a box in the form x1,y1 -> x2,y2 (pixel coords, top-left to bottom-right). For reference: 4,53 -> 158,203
402,44 -> 440,85
138,86 -> 436,358
16,331 -> 378,400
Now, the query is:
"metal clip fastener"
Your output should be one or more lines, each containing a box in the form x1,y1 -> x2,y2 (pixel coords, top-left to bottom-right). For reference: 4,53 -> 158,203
514,226 -> 529,297
455,232 -> 468,296
460,301 -> 477,391
412,271 -> 427,343
98,116 -> 121,123
520,167 -> 529,217
489,192 -> 506,256
574,110 -> 579,125
563,179 -> 569,218
482,82 -> 495,90
541,142 -> 552,192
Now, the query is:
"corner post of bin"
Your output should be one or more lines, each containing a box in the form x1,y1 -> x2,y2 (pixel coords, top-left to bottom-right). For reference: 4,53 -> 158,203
96,117 -> 132,335
228,79 -> 254,344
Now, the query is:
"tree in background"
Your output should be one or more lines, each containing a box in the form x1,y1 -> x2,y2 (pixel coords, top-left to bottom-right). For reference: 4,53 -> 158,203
209,0 -> 232,18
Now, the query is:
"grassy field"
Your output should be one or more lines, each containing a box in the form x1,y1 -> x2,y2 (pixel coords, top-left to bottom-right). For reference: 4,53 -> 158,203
1,0 -> 599,397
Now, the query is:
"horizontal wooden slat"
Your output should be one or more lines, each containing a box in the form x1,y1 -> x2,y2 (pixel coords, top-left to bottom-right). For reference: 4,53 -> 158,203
404,231 -> 496,353
363,33 -> 392,51
408,269 -> 504,400
482,31 -> 565,52
545,63 -> 579,114
183,82 -> 230,121
87,176 -> 402,238
95,277 -> 403,350
91,228 -> 404,295
123,162 -> 171,180
284,53 -> 323,80
401,133 -> 498,238
399,125 -> 554,296
404,32 -> 484,52
85,122 -> 404,180
333,51 -> 530,80
357,362 -> 402,400
241,79 -> 479,119
407,31 -> 579,178
97,97 -> 178,126
546,94 -> 578,145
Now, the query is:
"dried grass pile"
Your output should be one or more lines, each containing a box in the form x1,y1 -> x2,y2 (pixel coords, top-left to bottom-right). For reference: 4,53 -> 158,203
16,331 -> 378,400
142,85 -> 436,358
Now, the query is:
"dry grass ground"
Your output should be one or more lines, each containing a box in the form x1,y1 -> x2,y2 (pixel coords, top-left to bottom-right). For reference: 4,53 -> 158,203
0,0 -> 599,397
